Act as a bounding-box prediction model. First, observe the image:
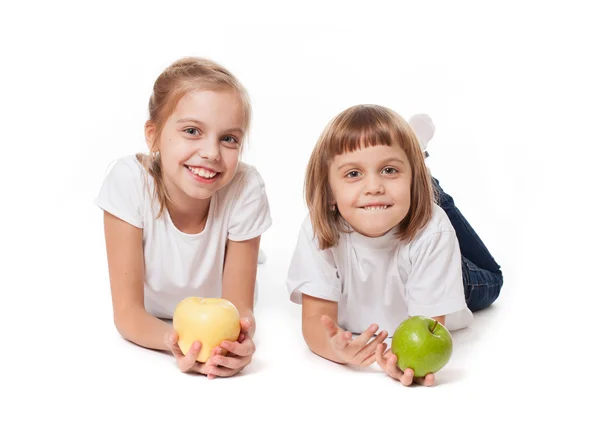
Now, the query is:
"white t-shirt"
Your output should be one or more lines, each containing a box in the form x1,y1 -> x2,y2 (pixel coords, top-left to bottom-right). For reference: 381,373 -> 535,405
286,204 -> 473,334
95,155 -> 272,319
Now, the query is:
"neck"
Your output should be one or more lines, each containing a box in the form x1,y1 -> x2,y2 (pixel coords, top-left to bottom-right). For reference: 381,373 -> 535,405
167,197 -> 211,234
163,179 -> 211,234
349,224 -> 400,249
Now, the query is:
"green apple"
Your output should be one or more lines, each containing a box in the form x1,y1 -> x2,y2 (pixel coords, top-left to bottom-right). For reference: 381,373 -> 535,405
391,316 -> 453,377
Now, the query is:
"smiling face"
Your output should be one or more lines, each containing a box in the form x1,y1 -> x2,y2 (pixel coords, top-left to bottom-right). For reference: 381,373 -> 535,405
328,143 -> 412,237
146,89 -> 245,209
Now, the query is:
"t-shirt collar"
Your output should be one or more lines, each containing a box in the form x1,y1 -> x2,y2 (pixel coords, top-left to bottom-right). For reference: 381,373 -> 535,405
348,224 -> 400,250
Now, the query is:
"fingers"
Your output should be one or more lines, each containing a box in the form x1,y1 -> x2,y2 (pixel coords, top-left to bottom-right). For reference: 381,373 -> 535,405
380,353 -> 435,387
333,330 -> 353,350
350,324 -> 380,348
384,352 -> 405,382
240,317 -> 253,333
209,354 -> 248,371
204,336 -> 255,379
165,331 -> 203,372
219,338 -> 256,358
360,342 -> 386,366
396,368 -> 434,387
164,331 -> 184,357
205,348 -> 251,379
179,341 -> 202,372
206,364 -> 238,379
413,372 -> 435,387
383,353 -> 413,386
212,346 -> 227,357
353,329 -> 388,364
399,367 -> 415,387
321,316 -> 356,357
191,361 -> 212,376
375,343 -> 387,370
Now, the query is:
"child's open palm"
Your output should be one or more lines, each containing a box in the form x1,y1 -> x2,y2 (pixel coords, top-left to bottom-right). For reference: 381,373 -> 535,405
321,315 -> 388,366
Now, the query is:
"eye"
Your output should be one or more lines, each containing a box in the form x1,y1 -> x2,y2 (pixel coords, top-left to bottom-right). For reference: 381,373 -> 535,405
184,127 -> 200,136
345,170 -> 361,179
221,135 -> 239,145
382,167 -> 398,175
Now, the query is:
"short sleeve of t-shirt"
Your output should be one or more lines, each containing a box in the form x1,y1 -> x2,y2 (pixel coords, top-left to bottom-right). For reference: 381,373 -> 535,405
227,167 -> 272,241
286,217 -> 342,304
406,230 -> 467,318
94,156 -> 146,228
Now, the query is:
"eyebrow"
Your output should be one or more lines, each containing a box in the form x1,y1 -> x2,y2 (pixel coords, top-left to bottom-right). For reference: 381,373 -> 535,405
336,157 -> 406,171
176,118 -> 244,134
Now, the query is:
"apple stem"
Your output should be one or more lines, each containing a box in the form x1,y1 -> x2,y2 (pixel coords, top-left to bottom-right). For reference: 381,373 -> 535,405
430,320 -> 438,333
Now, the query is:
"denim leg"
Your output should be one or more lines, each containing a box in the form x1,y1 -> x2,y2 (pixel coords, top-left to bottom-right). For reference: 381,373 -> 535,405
431,176 -> 504,311
431,177 -> 502,274
462,257 -> 503,311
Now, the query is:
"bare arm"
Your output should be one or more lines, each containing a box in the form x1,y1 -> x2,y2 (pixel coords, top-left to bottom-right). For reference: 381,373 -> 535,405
103,211 -> 171,351
221,236 -> 261,338
301,294 -> 348,364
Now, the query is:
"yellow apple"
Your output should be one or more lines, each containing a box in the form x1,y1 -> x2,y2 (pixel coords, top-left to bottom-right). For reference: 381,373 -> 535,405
172,297 -> 241,363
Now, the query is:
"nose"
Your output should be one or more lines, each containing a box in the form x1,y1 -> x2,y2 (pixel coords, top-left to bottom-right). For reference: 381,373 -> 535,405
364,173 -> 384,195
198,137 -> 220,162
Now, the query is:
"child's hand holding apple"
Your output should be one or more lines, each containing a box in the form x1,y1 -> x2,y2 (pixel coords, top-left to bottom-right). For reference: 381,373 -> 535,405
375,343 -> 436,386
203,317 -> 256,379
376,315 -> 453,387
164,330 -> 213,375
169,297 -> 256,379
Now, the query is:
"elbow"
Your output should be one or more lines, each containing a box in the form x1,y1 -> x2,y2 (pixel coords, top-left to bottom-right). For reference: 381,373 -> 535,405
112,308 -> 139,342
113,315 -> 132,341
301,321 -> 313,349
301,321 -> 322,355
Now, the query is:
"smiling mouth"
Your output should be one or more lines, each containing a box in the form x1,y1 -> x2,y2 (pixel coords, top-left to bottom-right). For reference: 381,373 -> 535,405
361,205 -> 391,211
185,165 -> 220,179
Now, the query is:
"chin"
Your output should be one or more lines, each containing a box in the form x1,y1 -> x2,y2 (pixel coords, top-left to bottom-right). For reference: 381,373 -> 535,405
363,227 -> 394,237
349,221 -> 391,237
187,187 -> 217,200
179,182 -> 216,201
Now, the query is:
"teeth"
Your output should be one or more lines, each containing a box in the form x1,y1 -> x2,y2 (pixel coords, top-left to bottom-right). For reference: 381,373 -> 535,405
188,166 -> 217,179
363,205 -> 388,211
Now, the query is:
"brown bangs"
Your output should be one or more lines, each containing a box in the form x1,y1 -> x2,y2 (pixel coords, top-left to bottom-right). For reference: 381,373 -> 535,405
324,104 -> 411,160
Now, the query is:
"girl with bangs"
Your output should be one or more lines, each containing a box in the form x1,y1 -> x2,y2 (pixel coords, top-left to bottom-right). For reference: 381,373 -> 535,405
286,105 -> 503,386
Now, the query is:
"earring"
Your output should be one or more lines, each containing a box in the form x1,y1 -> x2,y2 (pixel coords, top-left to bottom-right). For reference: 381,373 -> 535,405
330,204 -> 337,212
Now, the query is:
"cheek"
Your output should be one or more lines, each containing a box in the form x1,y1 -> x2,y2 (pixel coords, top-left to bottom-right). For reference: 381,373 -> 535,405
334,185 -> 357,208
223,149 -> 240,169
328,180 -> 343,203
397,184 -> 412,207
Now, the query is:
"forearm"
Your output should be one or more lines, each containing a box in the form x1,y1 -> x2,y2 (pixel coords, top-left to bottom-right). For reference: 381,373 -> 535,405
114,308 -> 172,351
302,314 -> 347,364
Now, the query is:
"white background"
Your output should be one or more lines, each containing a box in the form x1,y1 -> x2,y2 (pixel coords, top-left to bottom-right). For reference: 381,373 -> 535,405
2,1 -> 598,425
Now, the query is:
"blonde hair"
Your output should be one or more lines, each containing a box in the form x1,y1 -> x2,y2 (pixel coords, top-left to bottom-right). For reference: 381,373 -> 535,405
305,104 -> 435,250
136,57 -> 252,218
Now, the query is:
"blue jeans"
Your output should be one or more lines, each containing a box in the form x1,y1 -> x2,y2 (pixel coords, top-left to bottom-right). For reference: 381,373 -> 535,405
432,177 -> 504,312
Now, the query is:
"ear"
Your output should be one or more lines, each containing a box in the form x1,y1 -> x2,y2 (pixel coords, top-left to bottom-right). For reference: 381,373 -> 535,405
144,120 -> 157,152
328,192 -> 337,211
